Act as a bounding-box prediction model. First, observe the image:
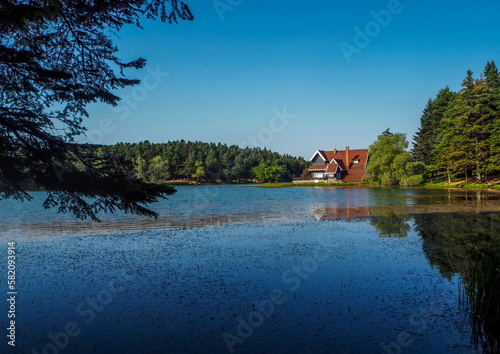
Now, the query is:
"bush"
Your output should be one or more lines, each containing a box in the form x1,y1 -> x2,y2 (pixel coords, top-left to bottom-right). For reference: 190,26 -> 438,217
381,172 -> 398,186
251,163 -> 282,183
399,174 -> 424,186
361,175 -> 372,184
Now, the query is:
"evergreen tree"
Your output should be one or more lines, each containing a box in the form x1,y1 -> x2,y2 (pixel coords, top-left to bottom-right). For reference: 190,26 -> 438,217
412,61 -> 500,183
96,140 -> 310,184
184,152 -> 196,178
412,98 -> 434,162
232,153 -> 246,182
0,0 -> 193,220
434,68 -> 500,182
434,71 -> 478,183
412,87 -> 456,172
485,61 -> 500,90
485,61 -> 500,172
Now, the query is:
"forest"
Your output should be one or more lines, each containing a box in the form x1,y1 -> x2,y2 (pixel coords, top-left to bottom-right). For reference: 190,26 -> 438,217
95,140 -> 310,183
413,60 -> 500,183
365,60 -> 500,186
106,59 -> 500,188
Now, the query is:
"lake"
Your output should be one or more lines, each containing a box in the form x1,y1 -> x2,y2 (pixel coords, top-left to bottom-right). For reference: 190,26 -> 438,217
1,186 -> 499,353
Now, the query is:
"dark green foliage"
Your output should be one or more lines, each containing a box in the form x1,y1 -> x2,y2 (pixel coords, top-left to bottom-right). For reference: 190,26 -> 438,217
485,61 -> 500,90
412,87 -> 456,171
461,241 -> 500,353
413,61 -> 500,183
413,211 -> 500,350
369,214 -> 411,238
96,140 -> 308,183
0,1 -> 192,220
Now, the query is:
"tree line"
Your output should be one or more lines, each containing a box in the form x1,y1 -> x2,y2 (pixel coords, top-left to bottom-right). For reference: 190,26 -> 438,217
95,140 -> 309,183
365,60 -> 500,185
413,61 -> 500,183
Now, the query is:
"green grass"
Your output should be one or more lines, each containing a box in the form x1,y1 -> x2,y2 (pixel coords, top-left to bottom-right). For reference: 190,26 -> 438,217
426,182 -> 500,190
164,180 -> 500,190
259,182 -> 364,187
261,183 -> 287,188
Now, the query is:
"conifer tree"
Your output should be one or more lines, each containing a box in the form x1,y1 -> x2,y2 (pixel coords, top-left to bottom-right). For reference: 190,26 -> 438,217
485,61 -> 500,90
0,0 -> 193,220
412,87 -> 456,174
434,68 -> 499,182
411,61 -> 500,183
435,71 -> 477,182
484,61 -> 500,173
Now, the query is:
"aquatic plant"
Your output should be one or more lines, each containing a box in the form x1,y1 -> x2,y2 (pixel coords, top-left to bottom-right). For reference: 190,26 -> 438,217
460,241 -> 500,352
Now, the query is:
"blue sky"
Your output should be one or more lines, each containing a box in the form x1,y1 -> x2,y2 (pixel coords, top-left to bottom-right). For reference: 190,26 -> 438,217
82,0 -> 500,158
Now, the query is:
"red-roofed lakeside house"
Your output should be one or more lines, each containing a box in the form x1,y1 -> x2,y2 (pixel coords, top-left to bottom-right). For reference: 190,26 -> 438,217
308,147 -> 369,183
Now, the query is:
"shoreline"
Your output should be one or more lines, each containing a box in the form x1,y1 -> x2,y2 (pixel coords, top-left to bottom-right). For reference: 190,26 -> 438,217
254,182 -> 500,191
20,181 -> 500,192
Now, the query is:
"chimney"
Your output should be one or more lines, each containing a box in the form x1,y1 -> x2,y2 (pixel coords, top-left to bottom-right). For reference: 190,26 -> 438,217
333,146 -> 337,154
345,146 -> 350,169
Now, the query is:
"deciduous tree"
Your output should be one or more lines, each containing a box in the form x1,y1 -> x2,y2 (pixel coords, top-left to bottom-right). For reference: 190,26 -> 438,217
365,129 -> 424,186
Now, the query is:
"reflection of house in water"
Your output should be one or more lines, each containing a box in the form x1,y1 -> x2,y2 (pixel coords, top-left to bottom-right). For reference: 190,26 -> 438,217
312,205 -> 371,222
312,205 -> 411,237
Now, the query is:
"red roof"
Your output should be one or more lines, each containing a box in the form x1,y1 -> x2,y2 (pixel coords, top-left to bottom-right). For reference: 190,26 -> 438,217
308,165 -> 328,171
309,148 -> 369,182
326,163 -> 338,173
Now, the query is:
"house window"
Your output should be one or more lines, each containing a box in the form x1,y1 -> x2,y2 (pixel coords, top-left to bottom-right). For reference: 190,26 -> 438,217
336,173 -> 341,179
313,173 -> 324,179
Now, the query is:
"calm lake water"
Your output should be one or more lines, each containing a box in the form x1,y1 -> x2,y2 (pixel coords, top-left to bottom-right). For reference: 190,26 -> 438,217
1,186 -> 499,353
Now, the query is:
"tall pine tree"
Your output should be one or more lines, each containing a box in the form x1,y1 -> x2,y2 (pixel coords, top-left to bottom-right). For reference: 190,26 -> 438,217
484,61 -> 500,172
435,68 -> 499,182
412,87 -> 456,174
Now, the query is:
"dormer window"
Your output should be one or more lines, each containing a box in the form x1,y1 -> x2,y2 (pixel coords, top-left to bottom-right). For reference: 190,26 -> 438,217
307,147 -> 369,182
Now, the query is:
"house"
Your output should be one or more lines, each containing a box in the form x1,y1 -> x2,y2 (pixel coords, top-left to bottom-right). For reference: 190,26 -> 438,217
308,146 -> 369,182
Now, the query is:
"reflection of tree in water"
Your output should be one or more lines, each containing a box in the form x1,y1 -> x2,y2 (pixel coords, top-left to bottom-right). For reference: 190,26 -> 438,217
311,205 -> 413,237
461,241 -> 500,353
414,213 -> 499,278
369,214 -> 411,238
313,202 -> 500,349
413,212 -> 500,352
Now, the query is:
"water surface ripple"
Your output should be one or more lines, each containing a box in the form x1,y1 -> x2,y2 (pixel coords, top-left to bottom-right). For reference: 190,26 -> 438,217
1,186 -> 498,353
